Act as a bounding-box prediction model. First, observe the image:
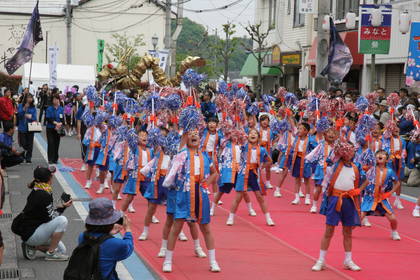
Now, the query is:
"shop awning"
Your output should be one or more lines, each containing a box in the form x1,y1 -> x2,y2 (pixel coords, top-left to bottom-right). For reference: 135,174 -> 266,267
306,31 -> 364,66
240,53 -> 283,77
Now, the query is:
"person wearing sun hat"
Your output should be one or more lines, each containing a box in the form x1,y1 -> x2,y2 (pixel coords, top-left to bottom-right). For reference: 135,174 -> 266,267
78,198 -> 133,280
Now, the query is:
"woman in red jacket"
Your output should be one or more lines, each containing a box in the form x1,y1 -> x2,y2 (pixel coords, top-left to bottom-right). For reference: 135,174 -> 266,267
0,88 -> 15,128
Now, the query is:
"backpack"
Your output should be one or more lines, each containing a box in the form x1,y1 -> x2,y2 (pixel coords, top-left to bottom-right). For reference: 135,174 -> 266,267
63,233 -> 113,280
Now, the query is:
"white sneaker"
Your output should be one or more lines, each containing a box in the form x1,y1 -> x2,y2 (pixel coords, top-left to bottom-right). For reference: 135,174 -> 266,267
249,208 -> 257,217
152,215 -> 160,224
344,260 -> 361,271
162,261 -> 172,272
157,247 -> 166,258
138,231 -> 148,241
310,205 -> 317,213
84,181 -> 92,189
104,180 -> 110,189
178,231 -> 188,241
274,189 -> 282,198
218,200 -> 223,205
266,217 -> 275,226
128,204 -> 136,213
305,198 -> 311,205
96,186 -> 104,194
312,260 -> 325,271
391,231 -> 401,241
362,217 -> 371,227
291,197 -> 300,205
265,182 -> 273,189
195,247 -> 207,258
394,199 -> 404,210
81,164 -> 87,171
270,166 -> 278,172
210,207 -> 215,216
117,193 -> 122,200
299,190 -> 305,197
226,216 -> 234,226
413,208 -> 420,217
210,261 -> 221,272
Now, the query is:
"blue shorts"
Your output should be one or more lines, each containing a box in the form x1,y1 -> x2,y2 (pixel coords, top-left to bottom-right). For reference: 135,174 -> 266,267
166,188 -> 177,215
108,157 -> 116,173
219,183 -> 235,194
291,156 -> 310,178
95,151 -> 109,171
113,164 -> 127,183
174,183 -> 210,225
239,171 -> 260,192
278,154 -> 287,169
122,178 -> 149,196
145,177 -> 168,205
325,196 -> 361,227
85,148 -> 100,166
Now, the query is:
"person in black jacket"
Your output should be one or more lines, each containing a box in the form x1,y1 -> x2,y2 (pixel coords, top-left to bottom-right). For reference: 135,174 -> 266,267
19,166 -> 72,261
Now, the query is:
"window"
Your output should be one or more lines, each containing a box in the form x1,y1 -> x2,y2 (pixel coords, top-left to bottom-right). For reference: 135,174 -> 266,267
335,0 -> 359,20
269,0 -> 277,28
293,0 -> 304,27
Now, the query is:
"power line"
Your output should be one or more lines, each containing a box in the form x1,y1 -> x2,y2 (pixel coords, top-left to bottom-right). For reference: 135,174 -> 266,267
183,0 -> 244,13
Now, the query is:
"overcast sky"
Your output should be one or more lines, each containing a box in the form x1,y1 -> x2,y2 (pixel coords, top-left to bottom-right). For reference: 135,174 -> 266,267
183,0 -> 255,37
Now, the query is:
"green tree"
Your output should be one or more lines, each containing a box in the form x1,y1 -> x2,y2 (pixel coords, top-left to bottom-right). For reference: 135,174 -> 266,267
105,32 -> 145,71
212,22 -> 238,81
244,23 -> 273,97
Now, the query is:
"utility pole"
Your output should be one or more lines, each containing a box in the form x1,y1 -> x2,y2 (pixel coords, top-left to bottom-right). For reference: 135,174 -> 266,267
170,0 -> 183,77
164,0 -> 172,76
66,0 -> 72,64
314,0 -> 330,91
370,0 -> 378,91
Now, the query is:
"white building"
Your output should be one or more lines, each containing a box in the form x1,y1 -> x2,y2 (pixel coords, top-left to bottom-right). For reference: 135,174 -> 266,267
0,0 -> 166,76
245,0 -> 417,94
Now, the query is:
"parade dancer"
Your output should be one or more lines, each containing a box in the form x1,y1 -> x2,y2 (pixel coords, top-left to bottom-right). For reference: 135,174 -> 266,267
382,124 -> 407,209
121,130 -> 153,213
305,124 -> 337,213
312,142 -> 364,272
407,131 -> 420,217
258,114 -> 274,190
82,113 -> 102,191
162,129 -> 220,273
111,127 -> 130,207
359,150 -> 401,240
287,123 -> 317,205
211,134 -> 256,217
94,123 -> 113,194
200,117 -> 223,195
226,128 -> 274,226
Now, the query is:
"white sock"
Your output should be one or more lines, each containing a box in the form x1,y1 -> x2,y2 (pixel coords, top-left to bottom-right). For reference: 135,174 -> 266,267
112,200 -> 116,208
395,196 -> 400,202
211,202 -> 216,211
99,183 -> 104,189
143,226 -> 149,234
129,202 -> 134,208
228,213 -> 235,220
208,249 -> 216,263
295,193 -> 299,200
344,251 -> 352,262
415,205 -> 420,210
266,180 -> 271,185
161,239 -> 168,249
246,203 -> 253,210
392,230 -> 398,234
312,200 -> 317,206
194,239 -> 200,249
275,187 -> 280,191
265,213 -> 271,220
86,179 -> 92,184
319,250 -> 327,262
306,194 -> 310,200
164,250 -> 173,263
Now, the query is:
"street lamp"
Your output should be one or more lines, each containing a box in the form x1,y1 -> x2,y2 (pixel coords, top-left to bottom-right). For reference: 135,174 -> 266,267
152,34 -> 158,51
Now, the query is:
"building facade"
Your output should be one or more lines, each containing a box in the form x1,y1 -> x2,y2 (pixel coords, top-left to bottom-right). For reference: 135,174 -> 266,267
0,0 -> 166,75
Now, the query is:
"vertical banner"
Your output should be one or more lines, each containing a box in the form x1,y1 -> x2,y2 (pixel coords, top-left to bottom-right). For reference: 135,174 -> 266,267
48,46 -> 58,88
405,22 -> 420,87
359,4 -> 392,54
97,39 -> 104,72
147,49 -> 170,84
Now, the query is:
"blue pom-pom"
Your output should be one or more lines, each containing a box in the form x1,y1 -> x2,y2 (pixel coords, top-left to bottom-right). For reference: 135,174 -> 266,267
236,88 -> 247,100
108,115 -> 123,129
355,96 -> 369,112
126,128 -> 138,150
307,97 -> 319,112
163,131 -> 181,156
355,126 -> 367,145
271,119 -> 290,134
262,94 -> 276,104
218,80 -> 228,95
165,94 -> 182,111
357,114 -> 377,133
284,92 -> 298,107
81,108 -> 95,127
115,125 -> 129,142
361,149 -> 376,167
104,102 -> 113,114
147,127 -> 163,148
316,116 -> 331,133
142,92 -> 163,113
85,85 -> 101,107
114,92 -> 127,106
182,69 -> 206,88
247,102 -> 259,116
94,110 -> 108,125
179,106 -> 202,132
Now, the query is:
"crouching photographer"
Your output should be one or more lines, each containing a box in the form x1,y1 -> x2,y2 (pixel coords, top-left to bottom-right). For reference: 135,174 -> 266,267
12,166 -> 73,261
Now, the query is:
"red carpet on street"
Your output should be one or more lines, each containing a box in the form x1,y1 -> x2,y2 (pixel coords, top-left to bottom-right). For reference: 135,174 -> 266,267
62,158 -> 420,280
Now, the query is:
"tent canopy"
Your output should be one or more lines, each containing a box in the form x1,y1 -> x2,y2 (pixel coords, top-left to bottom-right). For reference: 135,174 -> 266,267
240,53 -> 282,77
23,63 -> 96,90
